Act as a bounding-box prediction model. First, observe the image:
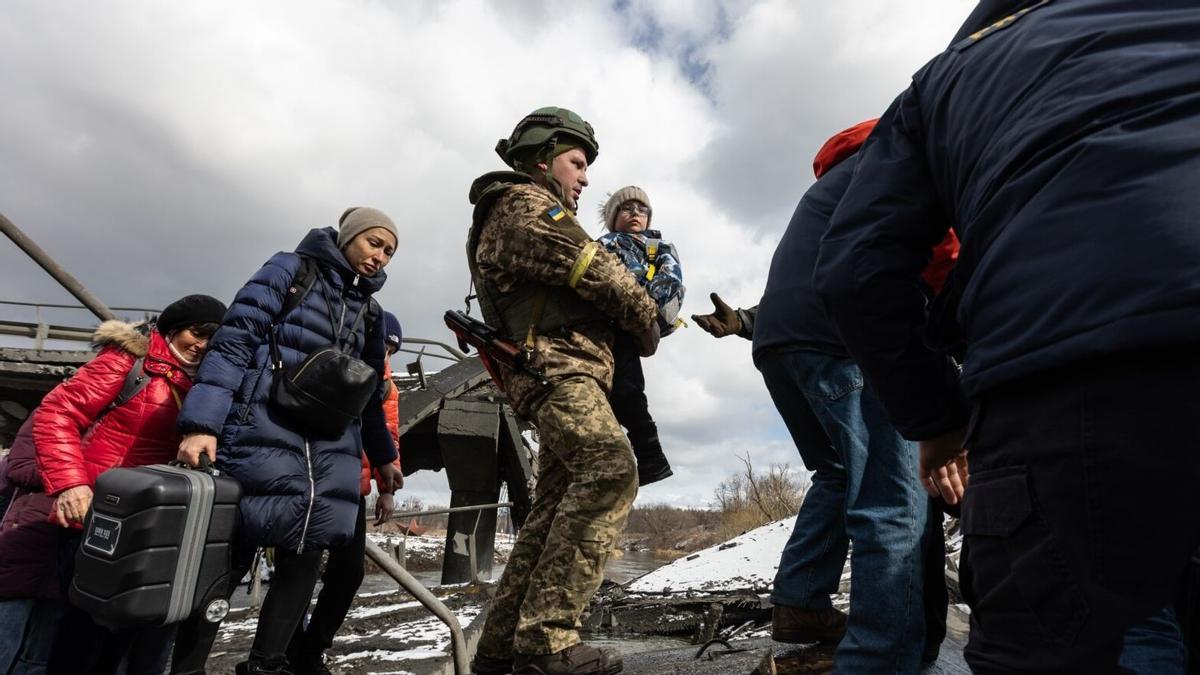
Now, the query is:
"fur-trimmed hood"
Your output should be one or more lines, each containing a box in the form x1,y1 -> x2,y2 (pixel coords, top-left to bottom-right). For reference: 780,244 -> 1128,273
91,320 -> 151,357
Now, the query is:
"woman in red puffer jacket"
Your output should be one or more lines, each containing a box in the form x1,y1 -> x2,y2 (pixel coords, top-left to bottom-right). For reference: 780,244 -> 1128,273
7,294 -> 227,675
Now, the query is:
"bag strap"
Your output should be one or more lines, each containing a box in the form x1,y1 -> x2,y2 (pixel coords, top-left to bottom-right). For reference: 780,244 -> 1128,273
341,297 -> 373,353
270,256 -> 320,370
313,276 -> 372,352
644,237 -> 661,281
95,355 -> 150,422
279,256 -> 320,323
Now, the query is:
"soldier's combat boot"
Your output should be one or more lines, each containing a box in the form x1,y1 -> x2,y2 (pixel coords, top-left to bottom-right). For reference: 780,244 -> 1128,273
771,604 -> 847,644
472,651 -> 514,674
513,643 -> 623,675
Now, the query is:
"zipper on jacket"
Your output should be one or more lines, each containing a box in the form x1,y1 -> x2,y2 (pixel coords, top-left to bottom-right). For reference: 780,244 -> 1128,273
297,437 -> 316,554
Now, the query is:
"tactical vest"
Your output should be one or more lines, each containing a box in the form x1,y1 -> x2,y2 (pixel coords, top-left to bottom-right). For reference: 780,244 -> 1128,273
467,173 -> 608,343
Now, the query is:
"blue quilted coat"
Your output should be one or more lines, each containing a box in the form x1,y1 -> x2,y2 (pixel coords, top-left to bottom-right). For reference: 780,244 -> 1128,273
178,227 -> 397,552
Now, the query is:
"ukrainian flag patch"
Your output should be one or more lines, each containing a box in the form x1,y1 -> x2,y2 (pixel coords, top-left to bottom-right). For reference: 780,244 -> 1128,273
547,206 -> 565,222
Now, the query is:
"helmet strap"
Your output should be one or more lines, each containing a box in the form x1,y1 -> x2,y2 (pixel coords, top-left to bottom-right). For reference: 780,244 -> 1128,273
540,136 -> 573,212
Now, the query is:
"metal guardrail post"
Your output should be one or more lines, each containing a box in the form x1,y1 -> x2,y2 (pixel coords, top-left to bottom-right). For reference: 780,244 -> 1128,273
364,539 -> 469,675
0,213 -> 118,322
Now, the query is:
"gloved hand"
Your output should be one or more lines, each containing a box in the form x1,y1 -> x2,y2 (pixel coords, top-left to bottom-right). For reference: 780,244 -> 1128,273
634,322 -> 661,357
691,293 -> 742,338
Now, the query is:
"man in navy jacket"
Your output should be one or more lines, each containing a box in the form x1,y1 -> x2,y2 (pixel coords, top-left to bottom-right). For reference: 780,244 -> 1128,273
816,1 -> 1200,670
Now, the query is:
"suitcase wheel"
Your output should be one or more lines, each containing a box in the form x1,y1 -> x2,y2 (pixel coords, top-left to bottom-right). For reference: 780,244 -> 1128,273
204,598 -> 230,623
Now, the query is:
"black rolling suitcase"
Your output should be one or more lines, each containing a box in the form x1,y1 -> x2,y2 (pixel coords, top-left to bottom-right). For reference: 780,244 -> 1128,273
69,460 -> 241,629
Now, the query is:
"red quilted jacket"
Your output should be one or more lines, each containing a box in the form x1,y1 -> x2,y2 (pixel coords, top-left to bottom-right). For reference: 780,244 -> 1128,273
32,321 -> 194,497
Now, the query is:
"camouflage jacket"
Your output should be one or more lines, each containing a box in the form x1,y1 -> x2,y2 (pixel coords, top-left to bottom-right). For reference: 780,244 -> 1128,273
471,178 -> 657,415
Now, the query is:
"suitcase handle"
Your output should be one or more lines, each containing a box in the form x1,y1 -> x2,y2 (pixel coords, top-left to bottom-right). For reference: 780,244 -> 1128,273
169,454 -> 220,477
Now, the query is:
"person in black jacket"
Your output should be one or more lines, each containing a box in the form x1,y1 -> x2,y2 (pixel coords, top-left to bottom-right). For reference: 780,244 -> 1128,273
815,1 -> 1200,670
694,120 -> 955,670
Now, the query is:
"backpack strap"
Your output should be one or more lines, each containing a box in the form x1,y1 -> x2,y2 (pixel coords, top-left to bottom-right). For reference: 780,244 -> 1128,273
269,256 -> 320,369
95,355 -> 150,422
278,256 -> 319,324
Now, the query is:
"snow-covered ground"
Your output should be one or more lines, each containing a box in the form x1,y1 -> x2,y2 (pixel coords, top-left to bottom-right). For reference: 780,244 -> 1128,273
625,514 -> 961,604
625,516 -> 798,595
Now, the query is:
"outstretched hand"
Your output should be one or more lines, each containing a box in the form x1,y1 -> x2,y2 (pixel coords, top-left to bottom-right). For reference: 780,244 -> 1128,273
919,428 -> 969,505
691,293 -> 742,338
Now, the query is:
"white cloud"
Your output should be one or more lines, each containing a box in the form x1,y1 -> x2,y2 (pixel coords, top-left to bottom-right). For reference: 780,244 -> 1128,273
0,0 -> 974,507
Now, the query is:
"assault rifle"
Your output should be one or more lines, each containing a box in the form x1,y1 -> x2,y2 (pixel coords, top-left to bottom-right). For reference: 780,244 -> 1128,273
444,310 -> 550,392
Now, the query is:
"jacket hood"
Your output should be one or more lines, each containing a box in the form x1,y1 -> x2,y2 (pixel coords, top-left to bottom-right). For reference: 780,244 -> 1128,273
91,320 -> 150,357
469,171 -> 533,206
813,119 -> 878,178
295,227 -> 387,294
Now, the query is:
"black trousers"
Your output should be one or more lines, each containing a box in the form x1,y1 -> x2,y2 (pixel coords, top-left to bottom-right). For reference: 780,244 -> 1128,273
170,543 -> 323,673
288,498 -> 368,658
960,348 -> 1200,674
609,333 -> 665,465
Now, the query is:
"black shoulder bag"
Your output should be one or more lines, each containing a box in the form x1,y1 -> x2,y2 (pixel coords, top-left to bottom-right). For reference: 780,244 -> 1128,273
268,269 -> 379,437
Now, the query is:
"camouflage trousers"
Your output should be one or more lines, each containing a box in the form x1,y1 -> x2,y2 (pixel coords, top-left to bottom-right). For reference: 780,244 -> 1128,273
477,375 -> 639,657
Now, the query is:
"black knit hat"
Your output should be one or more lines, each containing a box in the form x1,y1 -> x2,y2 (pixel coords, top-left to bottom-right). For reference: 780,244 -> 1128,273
157,294 -> 228,335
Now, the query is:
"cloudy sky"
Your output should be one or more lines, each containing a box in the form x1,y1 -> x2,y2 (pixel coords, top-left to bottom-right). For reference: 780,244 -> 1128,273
0,1 -> 975,507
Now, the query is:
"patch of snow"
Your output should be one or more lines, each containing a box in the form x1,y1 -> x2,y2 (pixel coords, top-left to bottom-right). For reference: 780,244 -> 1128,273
345,600 -> 422,619
357,588 -> 400,598
334,632 -> 372,644
626,517 -> 796,595
336,648 -> 443,662
218,618 -> 260,634
379,607 -> 483,652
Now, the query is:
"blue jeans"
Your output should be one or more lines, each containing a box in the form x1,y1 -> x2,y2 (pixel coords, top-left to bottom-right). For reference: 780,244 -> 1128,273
757,347 -> 929,673
1119,606 -> 1189,674
0,598 -> 64,675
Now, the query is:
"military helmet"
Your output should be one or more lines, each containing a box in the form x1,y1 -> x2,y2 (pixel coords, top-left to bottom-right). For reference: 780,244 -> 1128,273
496,106 -> 599,169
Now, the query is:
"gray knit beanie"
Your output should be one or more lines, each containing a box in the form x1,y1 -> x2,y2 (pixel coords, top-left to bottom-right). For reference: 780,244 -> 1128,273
337,207 -> 399,249
600,186 -> 652,231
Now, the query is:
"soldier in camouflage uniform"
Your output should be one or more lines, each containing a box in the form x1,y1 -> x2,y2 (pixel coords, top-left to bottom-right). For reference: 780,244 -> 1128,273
467,107 -> 659,675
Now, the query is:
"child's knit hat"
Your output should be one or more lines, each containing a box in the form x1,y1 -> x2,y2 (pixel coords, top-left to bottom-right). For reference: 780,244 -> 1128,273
599,186 -> 652,231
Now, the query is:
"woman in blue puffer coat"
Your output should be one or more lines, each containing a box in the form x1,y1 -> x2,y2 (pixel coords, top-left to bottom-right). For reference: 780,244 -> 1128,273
172,207 -> 401,675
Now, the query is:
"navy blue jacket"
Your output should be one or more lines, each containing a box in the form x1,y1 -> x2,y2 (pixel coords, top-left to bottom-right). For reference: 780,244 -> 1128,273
178,228 -> 397,551
816,0 -> 1200,440
752,156 -> 856,361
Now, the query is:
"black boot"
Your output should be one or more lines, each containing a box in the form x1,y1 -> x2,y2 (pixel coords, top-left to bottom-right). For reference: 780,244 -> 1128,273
235,656 -> 296,675
632,434 -> 673,487
287,649 -> 331,675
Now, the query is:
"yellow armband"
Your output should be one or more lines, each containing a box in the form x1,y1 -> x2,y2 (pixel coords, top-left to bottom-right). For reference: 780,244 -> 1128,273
568,241 -> 600,289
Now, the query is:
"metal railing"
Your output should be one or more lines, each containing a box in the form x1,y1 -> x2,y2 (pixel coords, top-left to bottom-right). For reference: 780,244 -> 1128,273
370,501 -> 513,674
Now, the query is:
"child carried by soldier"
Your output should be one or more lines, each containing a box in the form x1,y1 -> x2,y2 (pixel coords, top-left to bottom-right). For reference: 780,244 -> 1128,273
598,186 -> 685,486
